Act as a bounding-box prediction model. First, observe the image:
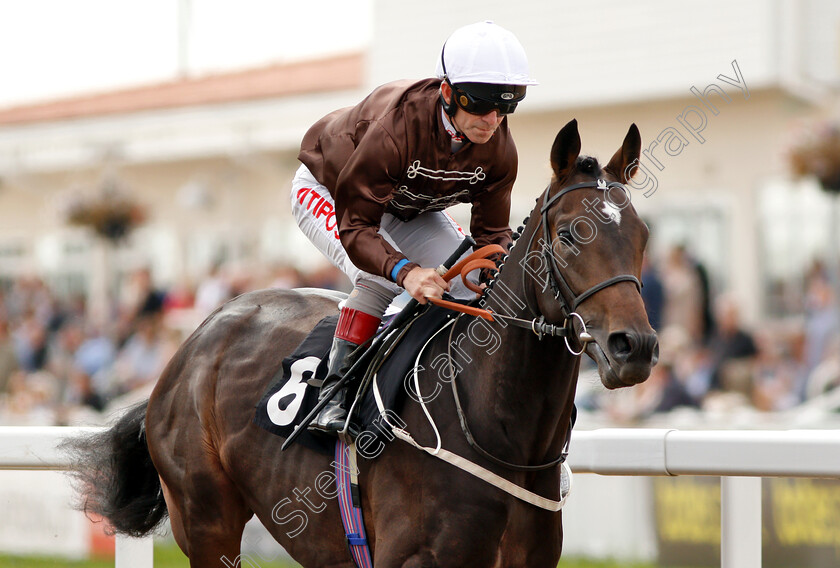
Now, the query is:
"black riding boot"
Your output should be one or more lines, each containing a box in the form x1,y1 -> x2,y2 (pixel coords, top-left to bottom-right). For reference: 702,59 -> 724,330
309,306 -> 381,434
308,336 -> 359,434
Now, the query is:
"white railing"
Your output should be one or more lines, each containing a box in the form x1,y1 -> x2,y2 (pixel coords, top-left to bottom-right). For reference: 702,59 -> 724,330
0,426 -> 153,568
567,429 -> 840,568
2,426 -> 839,568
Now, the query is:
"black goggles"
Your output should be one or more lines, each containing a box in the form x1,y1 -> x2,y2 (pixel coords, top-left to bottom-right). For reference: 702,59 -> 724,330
451,82 -> 527,116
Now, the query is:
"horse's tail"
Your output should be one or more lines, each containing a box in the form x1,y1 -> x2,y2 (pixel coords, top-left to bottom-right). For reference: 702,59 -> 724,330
62,400 -> 168,537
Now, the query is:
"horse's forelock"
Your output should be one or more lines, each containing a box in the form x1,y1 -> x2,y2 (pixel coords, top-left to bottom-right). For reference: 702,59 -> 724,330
575,156 -> 601,176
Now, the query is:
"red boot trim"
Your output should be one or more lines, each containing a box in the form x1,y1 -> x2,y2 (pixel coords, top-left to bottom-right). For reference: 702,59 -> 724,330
335,308 -> 381,345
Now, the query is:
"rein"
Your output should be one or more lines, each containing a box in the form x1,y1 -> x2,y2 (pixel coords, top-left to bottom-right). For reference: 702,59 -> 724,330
427,243 -> 592,350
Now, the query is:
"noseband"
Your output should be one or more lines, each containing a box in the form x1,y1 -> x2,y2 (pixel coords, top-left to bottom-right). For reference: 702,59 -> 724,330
523,178 -> 642,347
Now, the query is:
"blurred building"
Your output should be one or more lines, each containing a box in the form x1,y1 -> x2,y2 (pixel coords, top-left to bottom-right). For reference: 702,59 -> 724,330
0,0 -> 838,323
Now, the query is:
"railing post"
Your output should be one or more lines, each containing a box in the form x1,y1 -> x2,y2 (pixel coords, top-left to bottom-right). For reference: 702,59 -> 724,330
115,535 -> 154,568
721,476 -> 761,568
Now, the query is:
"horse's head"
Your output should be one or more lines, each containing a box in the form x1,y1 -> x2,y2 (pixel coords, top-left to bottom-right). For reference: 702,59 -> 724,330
518,119 -> 658,388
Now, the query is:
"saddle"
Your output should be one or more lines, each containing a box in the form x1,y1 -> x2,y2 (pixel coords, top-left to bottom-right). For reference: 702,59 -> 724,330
254,300 -> 459,455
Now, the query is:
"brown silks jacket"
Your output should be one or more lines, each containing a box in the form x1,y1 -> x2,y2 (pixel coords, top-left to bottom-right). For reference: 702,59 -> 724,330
298,78 -> 516,286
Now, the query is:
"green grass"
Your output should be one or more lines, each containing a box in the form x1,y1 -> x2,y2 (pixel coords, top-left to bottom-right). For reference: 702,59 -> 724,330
558,560 -> 658,568
0,543 -> 299,567
0,545 -> 666,568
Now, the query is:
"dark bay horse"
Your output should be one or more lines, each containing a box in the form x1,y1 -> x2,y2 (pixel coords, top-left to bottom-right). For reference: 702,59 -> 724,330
66,119 -> 658,567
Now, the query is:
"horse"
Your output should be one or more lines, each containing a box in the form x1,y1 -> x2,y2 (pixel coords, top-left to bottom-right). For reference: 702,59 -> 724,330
65,119 -> 658,567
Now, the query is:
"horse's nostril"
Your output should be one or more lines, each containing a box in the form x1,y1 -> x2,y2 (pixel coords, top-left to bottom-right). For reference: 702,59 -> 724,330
607,332 -> 634,361
608,331 -> 659,364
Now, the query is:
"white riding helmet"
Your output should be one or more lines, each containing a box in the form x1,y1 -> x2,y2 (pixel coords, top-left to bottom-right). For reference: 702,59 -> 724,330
436,21 -> 538,117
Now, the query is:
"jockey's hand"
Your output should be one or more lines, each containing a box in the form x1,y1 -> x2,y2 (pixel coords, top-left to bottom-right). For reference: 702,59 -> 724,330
402,267 -> 449,304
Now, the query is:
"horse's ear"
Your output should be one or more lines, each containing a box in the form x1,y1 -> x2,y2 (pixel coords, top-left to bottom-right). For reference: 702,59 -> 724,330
550,119 -> 582,181
605,123 -> 642,183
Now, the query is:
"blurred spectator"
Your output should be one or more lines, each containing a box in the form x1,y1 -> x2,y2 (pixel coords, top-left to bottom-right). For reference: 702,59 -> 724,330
805,336 -> 840,398
681,345 -> 715,403
802,274 -> 840,379
305,264 -> 351,292
47,319 -> 106,412
649,363 -> 699,414
752,328 -> 806,411
111,316 -> 177,395
707,295 -> 758,396
75,324 -> 118,400
5,275 -> 53,324
268,263 -> 305,290
121,267 -> 166,322
0,260 -> 366,425
661,245 -> 705,344
163,278 -> 195,313
0,319 -> 19,394
641,253 -> 664,331
798,269 -> 840,400
694,258 -> 715,343
194,262 -> 232,317
13,311 -> 49,372
658,324 -> 708,404
600,363 -> 698,424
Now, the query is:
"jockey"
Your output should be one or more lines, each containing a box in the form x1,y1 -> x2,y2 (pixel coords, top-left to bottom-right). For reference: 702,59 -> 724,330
291,21 -> 537,434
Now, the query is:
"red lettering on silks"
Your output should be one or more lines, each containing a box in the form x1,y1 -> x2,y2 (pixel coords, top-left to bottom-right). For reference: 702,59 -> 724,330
316,201 -> 334,219
334,229 -> 340,240
306,191 -> 322,211
325,212 -> 337,231
297,187 -> 312,204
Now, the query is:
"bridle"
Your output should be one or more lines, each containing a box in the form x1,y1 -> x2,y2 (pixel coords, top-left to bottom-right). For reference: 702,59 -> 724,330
515,177 -> 642,351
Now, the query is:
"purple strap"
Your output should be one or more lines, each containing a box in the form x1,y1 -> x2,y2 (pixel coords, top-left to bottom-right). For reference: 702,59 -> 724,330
335,440 -> 374,568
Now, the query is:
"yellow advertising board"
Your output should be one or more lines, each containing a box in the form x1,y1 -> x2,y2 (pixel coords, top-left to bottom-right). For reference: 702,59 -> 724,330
653,477 -> 840,567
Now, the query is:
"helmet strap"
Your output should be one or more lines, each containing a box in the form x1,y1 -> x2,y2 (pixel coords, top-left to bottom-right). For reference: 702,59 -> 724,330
439,44 -> 459,117
439,78 -> 459,117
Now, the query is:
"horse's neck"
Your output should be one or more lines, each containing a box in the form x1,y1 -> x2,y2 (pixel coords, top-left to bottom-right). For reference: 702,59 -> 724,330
449,221 -> 579,463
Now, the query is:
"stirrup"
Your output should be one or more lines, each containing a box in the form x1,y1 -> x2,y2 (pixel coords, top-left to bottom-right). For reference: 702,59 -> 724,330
309,395 -> 348,434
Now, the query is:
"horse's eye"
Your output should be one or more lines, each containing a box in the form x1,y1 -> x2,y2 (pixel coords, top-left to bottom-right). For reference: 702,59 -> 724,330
557,229 -> 574,245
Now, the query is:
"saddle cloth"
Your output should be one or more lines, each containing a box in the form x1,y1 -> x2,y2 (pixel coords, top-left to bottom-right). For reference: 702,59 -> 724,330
254,304 -> 456,455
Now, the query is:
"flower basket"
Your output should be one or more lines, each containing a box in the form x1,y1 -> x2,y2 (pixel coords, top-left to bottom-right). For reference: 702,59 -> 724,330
789,123 -> 840,194
65,179 -> 147,243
